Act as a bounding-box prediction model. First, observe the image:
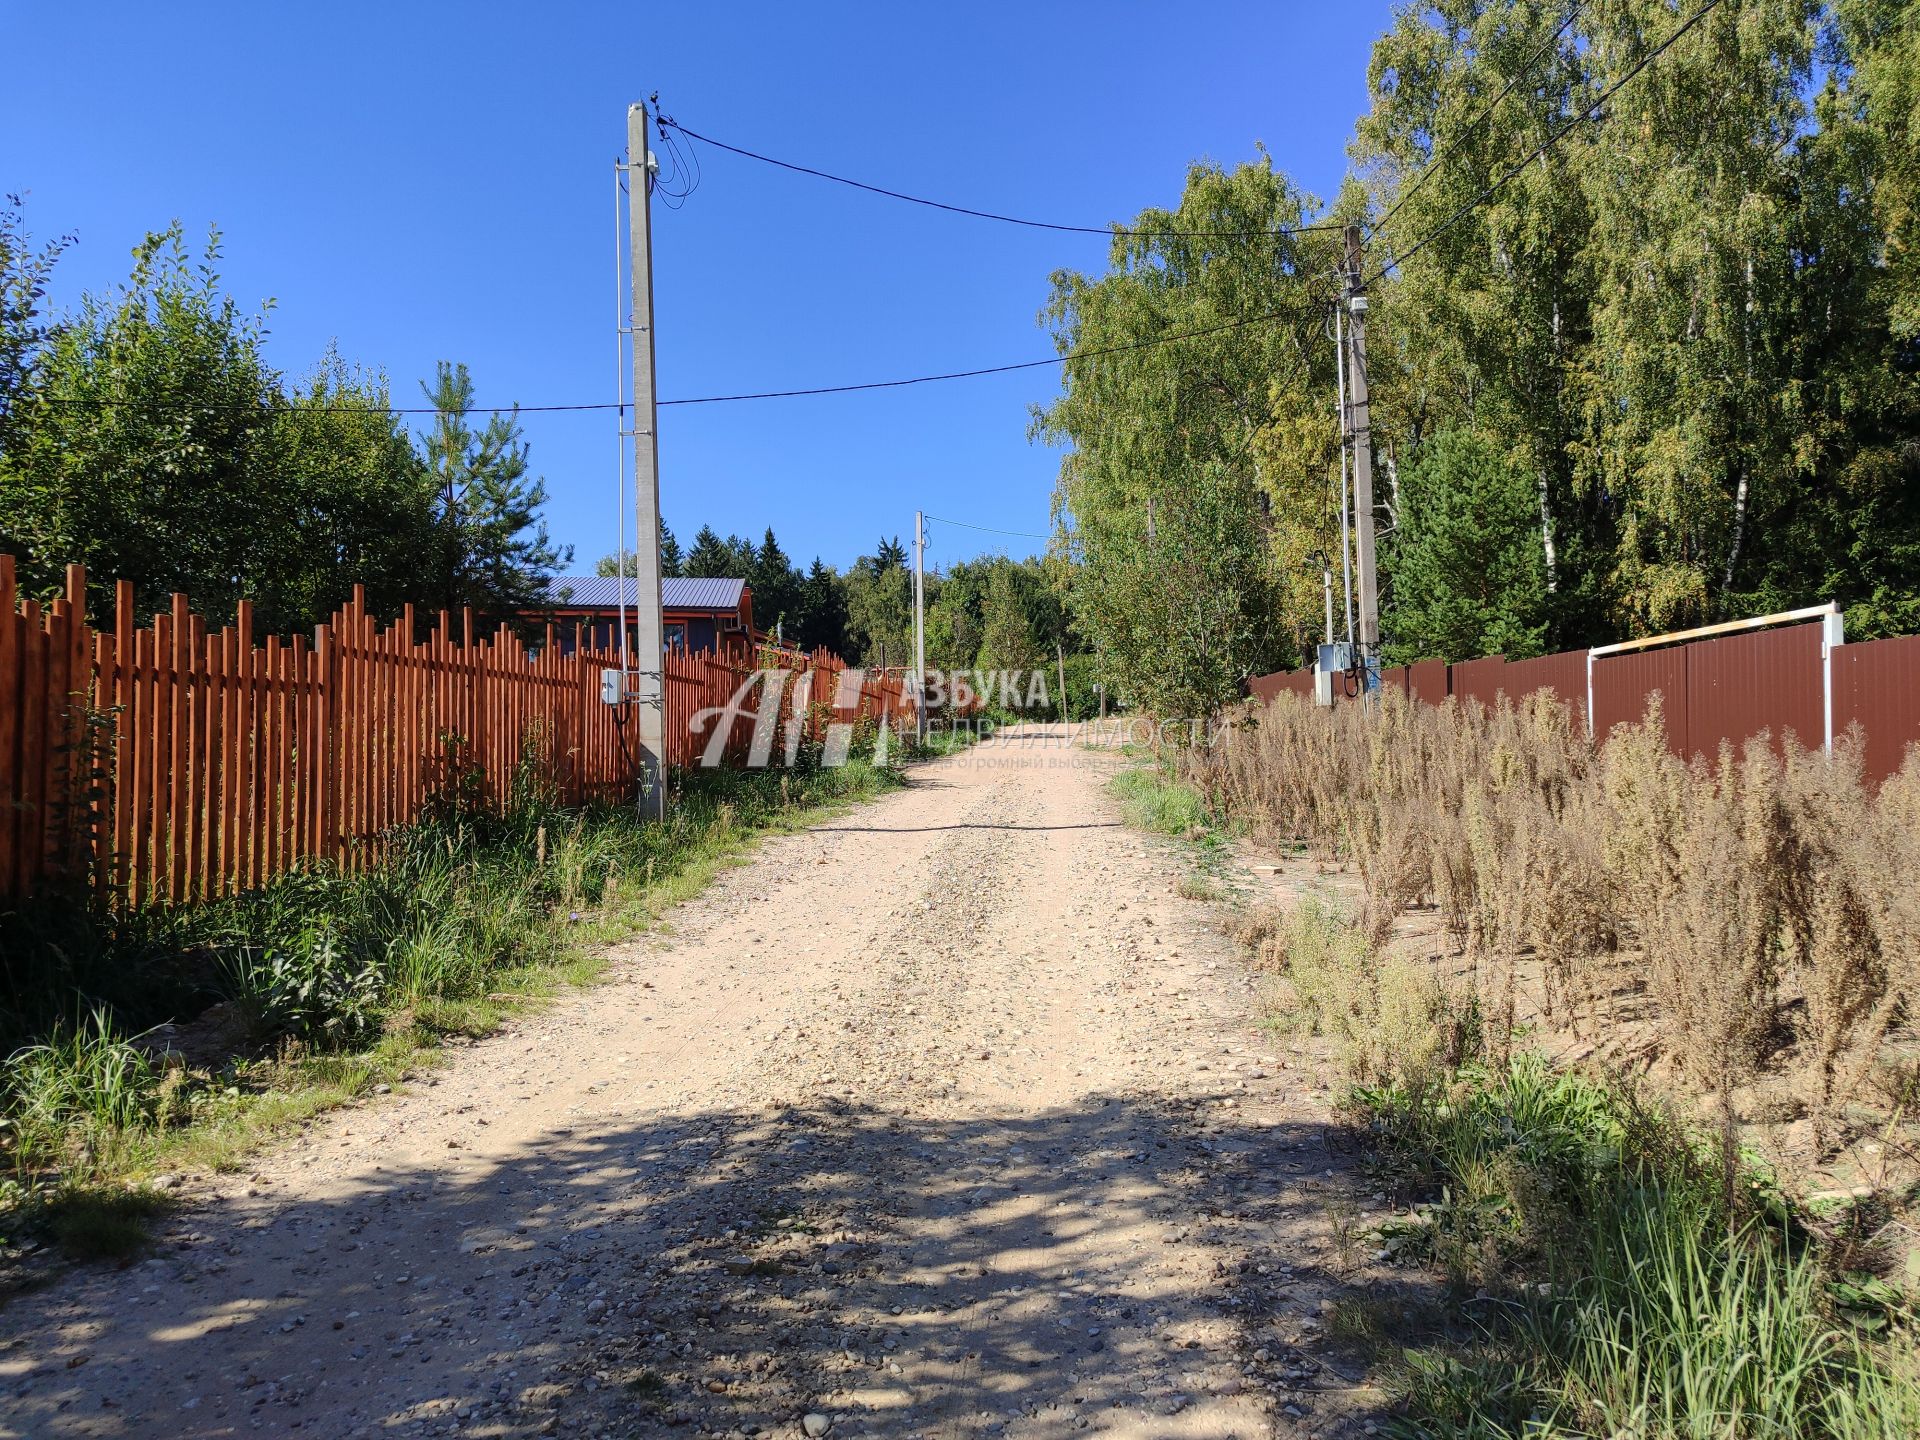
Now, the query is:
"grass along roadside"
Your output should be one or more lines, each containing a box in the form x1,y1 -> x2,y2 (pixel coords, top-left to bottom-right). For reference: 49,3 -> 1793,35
1105,759 -> 1920,1437
1253,895 -> 1919,1438
1108,756 -> 1238,901
1,747 -> 938,1265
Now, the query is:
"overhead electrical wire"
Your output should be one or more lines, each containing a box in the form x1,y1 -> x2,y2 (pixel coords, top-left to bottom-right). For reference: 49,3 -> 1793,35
654,115 -> 1344,241
1367,1 -> 1586,238
29,307 -> 1302,415
1370,0 -> 1728,280
34,16 -> 1725,424
923,514 -> 1053,541
656,308 -> 1299,405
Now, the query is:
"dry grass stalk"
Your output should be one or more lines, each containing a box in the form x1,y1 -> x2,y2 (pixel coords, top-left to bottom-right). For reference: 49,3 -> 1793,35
1207,686 -> 1920,1150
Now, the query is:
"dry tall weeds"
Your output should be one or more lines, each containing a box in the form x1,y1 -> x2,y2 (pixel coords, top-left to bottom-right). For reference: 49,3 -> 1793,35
1200,689 -> 1920,1151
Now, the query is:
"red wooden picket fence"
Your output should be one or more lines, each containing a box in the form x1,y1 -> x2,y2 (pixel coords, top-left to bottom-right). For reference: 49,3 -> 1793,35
0,559 -> 917,908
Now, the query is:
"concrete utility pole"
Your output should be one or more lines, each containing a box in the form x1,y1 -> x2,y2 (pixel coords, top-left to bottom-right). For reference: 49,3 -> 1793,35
1343,225 -> 1380,661
1055,641 -> 1068,725
626,101 -> 669,820
1308,549 -> 1334,647
912,510 -> 927,744
1333,310 -> 1357,650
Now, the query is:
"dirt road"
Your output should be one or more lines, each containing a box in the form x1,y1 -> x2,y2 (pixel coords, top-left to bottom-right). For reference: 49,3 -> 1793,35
1,728 -> 1377,1439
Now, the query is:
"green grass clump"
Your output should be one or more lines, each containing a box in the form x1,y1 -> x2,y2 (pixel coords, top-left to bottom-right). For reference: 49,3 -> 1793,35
1111,764 -> 1213,838
37,1183 -> 173,1261
1358,1055 -> 1920,1439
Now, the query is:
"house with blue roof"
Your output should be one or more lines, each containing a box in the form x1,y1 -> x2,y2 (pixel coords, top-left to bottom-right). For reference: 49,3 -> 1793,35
536,575 -> 755,656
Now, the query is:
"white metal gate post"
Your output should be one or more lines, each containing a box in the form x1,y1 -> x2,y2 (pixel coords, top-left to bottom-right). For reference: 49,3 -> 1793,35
1822,605 -> 1846,753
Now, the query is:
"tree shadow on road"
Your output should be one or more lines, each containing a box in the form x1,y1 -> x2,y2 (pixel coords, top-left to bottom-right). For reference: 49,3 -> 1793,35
7,1086 -> 1436,1438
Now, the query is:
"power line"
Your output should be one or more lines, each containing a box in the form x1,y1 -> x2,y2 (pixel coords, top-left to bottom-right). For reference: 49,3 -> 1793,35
1368,2 -> 1585,238
924,514 -> 1053,541
15,14 -> 1728,432
20,10 -> 1721,427
27,396 -> 622,416
657,308 -> 1297,405
21,306 -> 1299,416
657,116 -> 1345,241
1371,0 -> 1728,282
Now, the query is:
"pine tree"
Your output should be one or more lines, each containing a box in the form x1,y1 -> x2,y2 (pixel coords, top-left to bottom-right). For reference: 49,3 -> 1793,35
659,518 -> 683,578
683,525 -> 733,577
795,558 -> 849,655
747,527 -> 802,638
596,519 -> 681,579
1382,429 -> 1548,664
420,361 -> 568,616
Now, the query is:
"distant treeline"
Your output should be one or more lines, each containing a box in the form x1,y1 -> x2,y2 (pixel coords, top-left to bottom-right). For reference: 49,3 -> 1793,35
597,530 -> 1098,712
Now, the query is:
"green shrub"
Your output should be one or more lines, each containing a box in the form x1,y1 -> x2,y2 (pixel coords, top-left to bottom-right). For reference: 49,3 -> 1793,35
217,927 -> 383,1048
1111,765 -> 1211,837
1254,896 -> 1472,1088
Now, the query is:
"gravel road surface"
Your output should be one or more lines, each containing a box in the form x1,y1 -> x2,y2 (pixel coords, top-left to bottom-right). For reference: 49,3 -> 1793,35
1,727 -> 1379,1439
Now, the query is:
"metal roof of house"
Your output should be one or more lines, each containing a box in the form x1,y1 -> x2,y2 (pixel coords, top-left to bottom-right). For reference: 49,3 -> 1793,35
544,575 -> 747,611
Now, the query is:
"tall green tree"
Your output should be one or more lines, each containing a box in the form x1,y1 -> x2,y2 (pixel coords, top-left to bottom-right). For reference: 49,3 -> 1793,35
794,557 -> 849,655
1382,427 -> 1548,662
747,527 -> 804,638
682,524 -> 754,578
1036,157 -> 1335,714
843,537 -> 913,666
419,360 -> 567,617
262,350 -> 434,633
976,561 -> 1046,675
925,557 -> 990,668
0,223 -> 283,619
0,196 -> 70,468
1350,0 -> 1920,644
595,519 -> 682,580
1353,0 -> 1600,641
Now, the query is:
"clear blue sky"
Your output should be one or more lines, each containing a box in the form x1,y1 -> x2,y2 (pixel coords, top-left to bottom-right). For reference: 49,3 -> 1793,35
7,1 -> 1391,576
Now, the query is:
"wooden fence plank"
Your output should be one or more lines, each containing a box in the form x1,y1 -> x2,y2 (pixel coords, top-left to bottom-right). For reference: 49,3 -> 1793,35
20,606 -> 47,897
111,582 -> 134,904
0,557 -> 18,896
4,572 -> 884,906
43,597 -> 70,882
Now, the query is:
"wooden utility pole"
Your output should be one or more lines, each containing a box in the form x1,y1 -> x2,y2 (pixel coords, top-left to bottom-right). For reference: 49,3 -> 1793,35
626,101 -> 669,819
912,510 -> 927,744
1342,224 -> 1380,662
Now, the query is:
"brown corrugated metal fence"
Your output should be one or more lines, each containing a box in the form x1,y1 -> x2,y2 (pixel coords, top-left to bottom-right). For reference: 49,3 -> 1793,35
1249,619 -> 1920,785
1834,633 -> 1920,784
